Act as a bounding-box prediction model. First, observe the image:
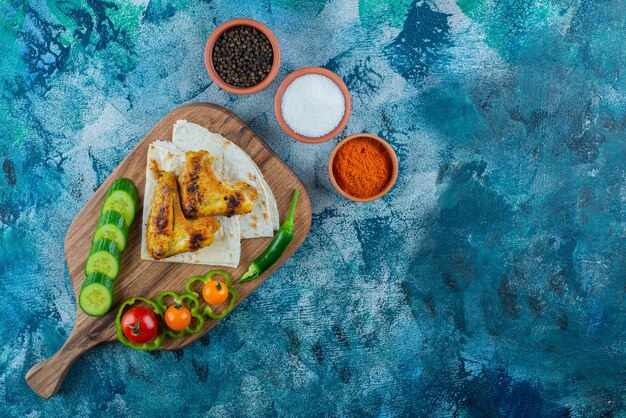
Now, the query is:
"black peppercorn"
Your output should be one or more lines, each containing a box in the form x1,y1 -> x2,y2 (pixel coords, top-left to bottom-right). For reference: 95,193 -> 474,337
213,25 -> 273,88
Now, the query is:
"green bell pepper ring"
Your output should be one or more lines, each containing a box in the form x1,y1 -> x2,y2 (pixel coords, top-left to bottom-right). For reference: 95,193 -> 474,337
185,270 -> 238,320
238,188 -> 299,284
115,297 -> 166,351
155,291 -> 205,338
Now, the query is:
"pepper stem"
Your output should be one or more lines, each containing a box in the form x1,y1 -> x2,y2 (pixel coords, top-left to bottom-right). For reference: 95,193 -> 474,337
238,264 -> 261,284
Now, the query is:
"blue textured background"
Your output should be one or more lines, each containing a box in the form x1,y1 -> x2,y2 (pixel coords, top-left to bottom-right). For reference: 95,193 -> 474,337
1,0 -> 625,416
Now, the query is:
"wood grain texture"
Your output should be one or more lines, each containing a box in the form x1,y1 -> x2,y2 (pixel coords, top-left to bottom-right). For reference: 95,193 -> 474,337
25,103 -> 312,399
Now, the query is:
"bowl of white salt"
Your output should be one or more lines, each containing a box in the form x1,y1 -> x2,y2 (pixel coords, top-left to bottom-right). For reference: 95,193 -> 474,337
274,66 -> 351,143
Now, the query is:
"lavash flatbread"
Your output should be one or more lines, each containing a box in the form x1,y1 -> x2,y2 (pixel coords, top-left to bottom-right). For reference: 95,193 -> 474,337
140,121 -> 278,267
172,120 -> 277,238
140,142 -> 241,267
246,155 -> 279,231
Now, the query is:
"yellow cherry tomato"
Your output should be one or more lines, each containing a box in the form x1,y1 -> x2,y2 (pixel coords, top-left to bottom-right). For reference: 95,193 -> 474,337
202,280 -> 228,305
164,304 -> 191,331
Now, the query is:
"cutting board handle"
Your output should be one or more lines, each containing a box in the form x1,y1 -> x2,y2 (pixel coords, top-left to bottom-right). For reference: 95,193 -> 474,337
25,328 -> 101,399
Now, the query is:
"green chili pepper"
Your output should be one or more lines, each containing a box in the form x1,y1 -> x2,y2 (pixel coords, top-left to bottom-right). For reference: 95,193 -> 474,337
115,297 -> 166,351
238,188 -> 299,284
185,270 -> 238,320
155,291 -> 205,338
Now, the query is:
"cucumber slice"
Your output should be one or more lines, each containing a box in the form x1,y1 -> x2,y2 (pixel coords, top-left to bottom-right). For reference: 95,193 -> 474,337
79,272 -> 114,316
85,238 -> 121,279
93,210 -> 129,252
102,178 -> 139,227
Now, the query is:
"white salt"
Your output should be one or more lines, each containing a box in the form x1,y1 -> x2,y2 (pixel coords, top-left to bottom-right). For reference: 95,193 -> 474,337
281,73 -> 345,138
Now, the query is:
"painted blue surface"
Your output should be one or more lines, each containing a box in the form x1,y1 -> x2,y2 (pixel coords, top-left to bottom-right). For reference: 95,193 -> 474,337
1,0 -> 625,416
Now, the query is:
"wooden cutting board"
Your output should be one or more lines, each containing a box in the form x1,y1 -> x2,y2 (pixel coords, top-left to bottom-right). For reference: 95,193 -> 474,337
25,103 -> 312,399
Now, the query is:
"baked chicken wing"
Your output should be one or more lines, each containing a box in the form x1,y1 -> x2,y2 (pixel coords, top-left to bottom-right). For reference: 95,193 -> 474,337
146,171 -> 220,259
178,150 -> 258,217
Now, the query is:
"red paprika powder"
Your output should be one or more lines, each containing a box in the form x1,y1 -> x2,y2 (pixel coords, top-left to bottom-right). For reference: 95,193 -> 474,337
332,137 -> 393,198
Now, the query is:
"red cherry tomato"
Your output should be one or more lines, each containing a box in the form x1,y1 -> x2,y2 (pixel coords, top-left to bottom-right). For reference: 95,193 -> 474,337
121,307 -> 159,344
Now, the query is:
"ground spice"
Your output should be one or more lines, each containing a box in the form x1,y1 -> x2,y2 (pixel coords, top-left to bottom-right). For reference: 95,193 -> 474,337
332,137 -> 393,198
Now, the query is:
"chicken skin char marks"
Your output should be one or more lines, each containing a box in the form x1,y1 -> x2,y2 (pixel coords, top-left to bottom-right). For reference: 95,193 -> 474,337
178,150 -> 258,218
146,171 -> 220,259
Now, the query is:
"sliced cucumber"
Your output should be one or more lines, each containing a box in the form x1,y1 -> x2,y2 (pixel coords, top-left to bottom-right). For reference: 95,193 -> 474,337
93,210 -> 129,252
79,272 -> 114,316
102,178 -> 139,227
85,238 -> 121,279
79,179 -> 137,316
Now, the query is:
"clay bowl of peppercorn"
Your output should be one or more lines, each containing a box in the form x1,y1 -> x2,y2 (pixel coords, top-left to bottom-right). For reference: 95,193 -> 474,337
205,18 -> 280,95
328,133 -> 399,202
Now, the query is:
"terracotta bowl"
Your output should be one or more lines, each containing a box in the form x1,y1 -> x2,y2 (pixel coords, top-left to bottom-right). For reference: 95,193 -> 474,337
328,133 -> 399,202
205,18 -> 281,95
274,66 -> 351,143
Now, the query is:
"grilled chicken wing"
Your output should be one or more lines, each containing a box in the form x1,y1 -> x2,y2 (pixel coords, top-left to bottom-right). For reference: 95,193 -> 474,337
146,171 -> 220,259
178,150 -> 258,217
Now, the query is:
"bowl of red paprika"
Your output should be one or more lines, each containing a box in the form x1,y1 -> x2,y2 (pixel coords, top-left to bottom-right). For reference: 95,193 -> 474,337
328,133 -> 398,202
